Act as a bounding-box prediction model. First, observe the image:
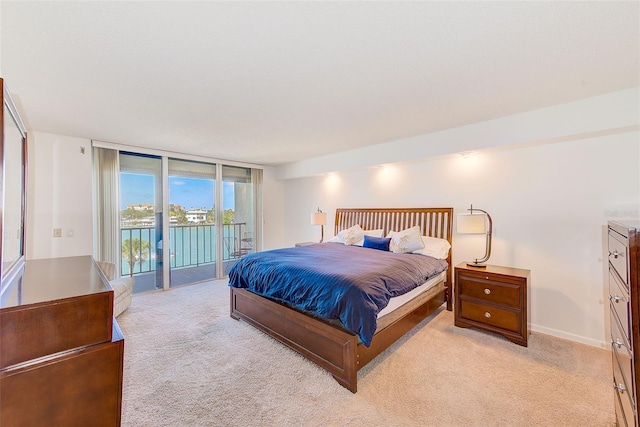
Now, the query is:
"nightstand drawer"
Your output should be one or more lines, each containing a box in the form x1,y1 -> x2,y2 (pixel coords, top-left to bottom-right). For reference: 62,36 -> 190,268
457,274 -> 521,308
458,300 -> 520,333
609,231 -> 629,286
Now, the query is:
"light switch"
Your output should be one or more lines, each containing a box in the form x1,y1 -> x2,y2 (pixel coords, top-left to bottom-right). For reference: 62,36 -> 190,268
67,229 -> 74,238
53,228 -> 62,238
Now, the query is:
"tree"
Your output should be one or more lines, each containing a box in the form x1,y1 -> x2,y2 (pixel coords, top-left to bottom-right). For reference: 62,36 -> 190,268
122,238 -> 151,276
223,209 -> 235,224
170,204 -> 188,225
175,211 -> 188,224
121,207 -> 152,222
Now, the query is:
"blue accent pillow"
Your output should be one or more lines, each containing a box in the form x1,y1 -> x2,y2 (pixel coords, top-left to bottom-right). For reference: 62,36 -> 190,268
362,235 -> 391,251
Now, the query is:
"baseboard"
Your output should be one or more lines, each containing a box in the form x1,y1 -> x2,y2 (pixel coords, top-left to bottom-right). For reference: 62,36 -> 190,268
531,323 -> 608,350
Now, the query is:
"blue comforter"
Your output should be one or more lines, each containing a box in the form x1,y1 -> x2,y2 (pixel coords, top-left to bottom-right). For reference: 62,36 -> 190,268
228,243 -> 448,347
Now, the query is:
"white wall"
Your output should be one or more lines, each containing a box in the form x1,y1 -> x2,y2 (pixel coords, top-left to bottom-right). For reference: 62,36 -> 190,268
26,132 -> 94,259
262,166 -> 286,250
277,90 -> 640,348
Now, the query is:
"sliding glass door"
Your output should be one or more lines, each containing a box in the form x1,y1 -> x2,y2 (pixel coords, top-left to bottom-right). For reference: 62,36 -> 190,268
168,159 -> 217,287
119,153 -> 164,292
221,165 -> 255,275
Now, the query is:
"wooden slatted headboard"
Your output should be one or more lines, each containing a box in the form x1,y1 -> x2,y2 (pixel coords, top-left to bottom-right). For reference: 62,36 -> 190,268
335,207 -> 454,308
335,207 -> 453,241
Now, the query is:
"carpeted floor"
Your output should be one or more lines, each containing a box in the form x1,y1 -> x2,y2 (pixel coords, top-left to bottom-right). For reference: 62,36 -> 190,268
116,279 -> 615,426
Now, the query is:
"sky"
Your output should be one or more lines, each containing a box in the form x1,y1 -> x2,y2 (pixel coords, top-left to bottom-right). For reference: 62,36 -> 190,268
120,173 -> 235,210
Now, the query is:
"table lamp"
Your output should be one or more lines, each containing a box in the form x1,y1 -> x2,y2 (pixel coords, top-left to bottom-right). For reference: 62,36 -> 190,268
457,204 -> 492,267
310,207 -> 327,243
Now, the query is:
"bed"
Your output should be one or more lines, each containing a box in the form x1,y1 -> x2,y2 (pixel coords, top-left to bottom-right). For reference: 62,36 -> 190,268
229,207 -> 453,392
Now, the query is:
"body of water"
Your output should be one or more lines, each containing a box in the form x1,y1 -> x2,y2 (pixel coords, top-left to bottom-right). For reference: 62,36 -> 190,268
120,223 -> 249,276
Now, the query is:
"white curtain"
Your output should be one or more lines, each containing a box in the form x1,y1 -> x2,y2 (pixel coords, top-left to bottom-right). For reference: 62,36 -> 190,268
92,146 -> 120,271
251,168 -> 263,252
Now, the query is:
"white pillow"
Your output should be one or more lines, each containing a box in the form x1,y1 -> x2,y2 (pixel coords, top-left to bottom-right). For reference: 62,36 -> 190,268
331,224 -> 366,246
387,225 -> 425,254
326,235 -> 343,244
413,236 -> 451,260
354,229 -> 384,246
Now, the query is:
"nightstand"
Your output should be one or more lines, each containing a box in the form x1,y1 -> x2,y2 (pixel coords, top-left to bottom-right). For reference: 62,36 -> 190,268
295,242 -> 316,247
454,263 -> 531,346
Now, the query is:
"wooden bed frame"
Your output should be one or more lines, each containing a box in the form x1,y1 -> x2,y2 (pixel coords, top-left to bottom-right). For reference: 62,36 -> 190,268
230,207 -> 453,392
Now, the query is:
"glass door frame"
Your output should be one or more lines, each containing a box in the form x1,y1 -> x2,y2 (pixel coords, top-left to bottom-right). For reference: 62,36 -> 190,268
161,157 -> 170,290
215,163 -> 225,279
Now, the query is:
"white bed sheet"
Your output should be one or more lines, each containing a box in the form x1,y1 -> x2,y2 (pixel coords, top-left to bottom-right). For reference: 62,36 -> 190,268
377,270 -> 446,319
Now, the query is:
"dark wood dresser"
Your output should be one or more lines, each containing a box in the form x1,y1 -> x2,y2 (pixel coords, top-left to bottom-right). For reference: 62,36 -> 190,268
454,263 -> 531,346
0,256 -> 124,426
608,221 -> 640,427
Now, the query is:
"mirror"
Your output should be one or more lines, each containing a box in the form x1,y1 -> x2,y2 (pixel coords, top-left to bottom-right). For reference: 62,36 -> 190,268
1,78 -> 27,289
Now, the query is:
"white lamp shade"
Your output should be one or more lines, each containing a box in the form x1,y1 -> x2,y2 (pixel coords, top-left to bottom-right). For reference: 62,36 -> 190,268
457,213 -> 486,234
310,212 -> 327,226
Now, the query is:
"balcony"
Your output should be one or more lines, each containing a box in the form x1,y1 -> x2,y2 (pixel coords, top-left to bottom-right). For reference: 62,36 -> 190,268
121,223 -> 252,293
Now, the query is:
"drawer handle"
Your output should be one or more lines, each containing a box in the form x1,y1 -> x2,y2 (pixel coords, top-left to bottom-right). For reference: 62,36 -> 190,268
614,382 -> 627,393
484,288 -> 491,295
484,312 -> 491,318
609,250 -> 623,259
611,339 -> 625,349
609,294 -> 622,303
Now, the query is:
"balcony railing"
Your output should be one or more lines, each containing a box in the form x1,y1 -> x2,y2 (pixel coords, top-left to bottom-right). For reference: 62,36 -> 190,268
120,223 -> 252,277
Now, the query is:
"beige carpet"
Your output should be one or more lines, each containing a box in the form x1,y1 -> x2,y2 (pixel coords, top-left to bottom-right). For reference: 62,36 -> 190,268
117,279 -> 615,427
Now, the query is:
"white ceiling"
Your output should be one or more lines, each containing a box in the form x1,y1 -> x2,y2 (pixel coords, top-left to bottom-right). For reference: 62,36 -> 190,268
1,1 -> 638,166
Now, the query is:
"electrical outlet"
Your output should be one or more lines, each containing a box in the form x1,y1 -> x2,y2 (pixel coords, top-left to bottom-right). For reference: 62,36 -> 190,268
53,228 -> 62,238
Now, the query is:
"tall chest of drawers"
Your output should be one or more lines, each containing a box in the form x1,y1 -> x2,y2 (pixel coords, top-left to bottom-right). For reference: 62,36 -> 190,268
608,221 -> 640,427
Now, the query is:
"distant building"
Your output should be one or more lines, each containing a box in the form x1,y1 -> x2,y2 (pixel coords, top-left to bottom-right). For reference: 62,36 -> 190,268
186,209 -> 207,223
120,216 -> 155,228
138,216 -> 155,226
